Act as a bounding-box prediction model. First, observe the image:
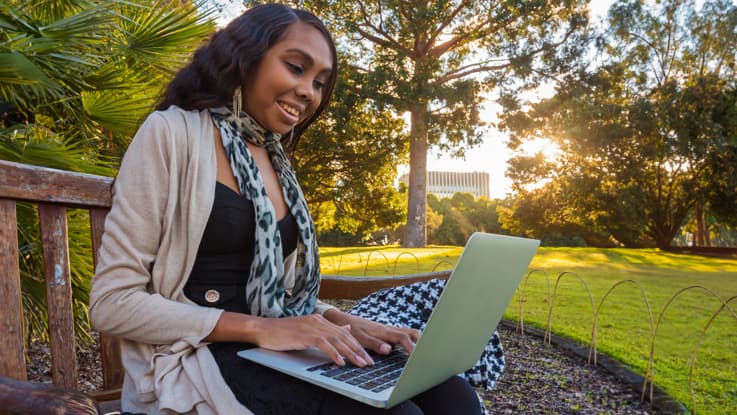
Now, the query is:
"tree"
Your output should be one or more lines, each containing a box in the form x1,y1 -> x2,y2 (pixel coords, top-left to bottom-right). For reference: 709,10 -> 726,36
501,0 -> 737,248
1,0 -> 214,342
427,192 -> 505,245
294,57 -> 408,241
701,84 -> 737,236
296,0 -> 588,247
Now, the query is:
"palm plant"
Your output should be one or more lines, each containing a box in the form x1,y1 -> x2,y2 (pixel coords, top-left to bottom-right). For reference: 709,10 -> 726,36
1,0 -> 215,344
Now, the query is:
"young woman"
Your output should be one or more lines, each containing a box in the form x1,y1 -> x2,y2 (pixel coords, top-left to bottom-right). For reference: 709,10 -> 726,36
90,4 -> 486,414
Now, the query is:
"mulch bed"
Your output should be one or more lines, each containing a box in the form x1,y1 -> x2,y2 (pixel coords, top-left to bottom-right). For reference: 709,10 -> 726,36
481,324 -> 654,414
27,324 -> 657,414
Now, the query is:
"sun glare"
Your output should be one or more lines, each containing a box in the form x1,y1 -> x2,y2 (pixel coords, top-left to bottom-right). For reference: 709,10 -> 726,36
519,138 -> 561,162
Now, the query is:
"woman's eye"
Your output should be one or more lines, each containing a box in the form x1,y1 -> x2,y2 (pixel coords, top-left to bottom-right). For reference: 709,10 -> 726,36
313,79 -> 326,90
286,62 -> 303,74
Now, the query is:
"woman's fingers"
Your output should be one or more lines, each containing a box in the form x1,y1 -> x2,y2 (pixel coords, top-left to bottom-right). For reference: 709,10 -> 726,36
370,327 -> 417,355
394,327 -> 420,353
347,316 -> 421,355
352,328 -> 390,355
316,336 -> 363,367
322,321 -> 373,366
254,314 -> 426,368
259,315 -> 372,367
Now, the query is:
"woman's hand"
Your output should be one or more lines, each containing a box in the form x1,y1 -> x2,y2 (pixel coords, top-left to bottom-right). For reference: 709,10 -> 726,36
323,309 -> 420,356
255,314 -> 376,367
207,311 -> 374,367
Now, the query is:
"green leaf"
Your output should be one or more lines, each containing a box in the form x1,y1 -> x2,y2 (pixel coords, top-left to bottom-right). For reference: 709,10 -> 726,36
0,51 -> 59,87
118,0 -> 215,74
81,89 -> 156,137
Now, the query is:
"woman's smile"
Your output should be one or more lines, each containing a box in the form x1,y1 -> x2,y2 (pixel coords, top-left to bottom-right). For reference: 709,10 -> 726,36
243,21 -> 333,134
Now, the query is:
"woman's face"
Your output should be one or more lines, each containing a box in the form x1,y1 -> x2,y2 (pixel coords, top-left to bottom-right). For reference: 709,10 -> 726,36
243,21 -> 334,134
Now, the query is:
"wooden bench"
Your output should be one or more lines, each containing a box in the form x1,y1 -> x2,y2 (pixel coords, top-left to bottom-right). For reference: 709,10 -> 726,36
0,159 -> 450,414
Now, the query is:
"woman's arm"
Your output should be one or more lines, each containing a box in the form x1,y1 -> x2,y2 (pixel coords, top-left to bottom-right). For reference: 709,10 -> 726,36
89,111 -> 222,346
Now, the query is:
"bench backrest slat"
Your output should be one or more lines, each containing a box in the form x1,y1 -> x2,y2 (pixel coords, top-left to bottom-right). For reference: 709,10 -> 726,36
90,207 -> 124,390
0,161 -> 112,207
38,203 -> 78,389
0,199 -> 26,381
318,271 -> 451,299
0,160 -> 120,393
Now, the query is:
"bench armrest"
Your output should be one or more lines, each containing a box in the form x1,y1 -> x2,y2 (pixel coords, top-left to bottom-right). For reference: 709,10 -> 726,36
0,376 -> 100,415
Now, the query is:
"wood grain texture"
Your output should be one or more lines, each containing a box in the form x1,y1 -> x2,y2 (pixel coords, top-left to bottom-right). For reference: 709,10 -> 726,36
98,334 -> 123,391
0,375 -> 100,415
319,270 -> 452,300
89,207 -> 124,392
0,200 -> 26,381
0,160 -> 112,208
88,208 -> 109,271
38,203 -> 77,389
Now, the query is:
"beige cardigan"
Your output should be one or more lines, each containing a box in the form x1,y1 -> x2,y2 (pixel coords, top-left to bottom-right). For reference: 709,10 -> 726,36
89,106 -> 334,414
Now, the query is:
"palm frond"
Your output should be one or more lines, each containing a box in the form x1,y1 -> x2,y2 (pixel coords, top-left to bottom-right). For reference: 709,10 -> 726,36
24,0 -> 90,24
0,51 -> 60,87
0,124 -> 115,175
117,0 -> 215,74
38,3 -> 115,45
81,89 -> 157,137
84,61 -> 153,91
0,3 -> 39,37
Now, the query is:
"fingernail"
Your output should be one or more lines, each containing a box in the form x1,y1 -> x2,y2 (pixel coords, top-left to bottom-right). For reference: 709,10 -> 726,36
380,344 -> 391,354
364,353 -> 374,365
355,355 -> 367,366
337,355 -> 345,366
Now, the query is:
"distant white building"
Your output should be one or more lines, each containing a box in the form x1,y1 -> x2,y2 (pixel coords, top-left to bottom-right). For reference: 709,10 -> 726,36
399,171 -> 490,199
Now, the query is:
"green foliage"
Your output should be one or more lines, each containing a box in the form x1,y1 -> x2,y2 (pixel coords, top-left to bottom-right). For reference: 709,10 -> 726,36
295,56 -> 408,241
1,0 -> 215,343
496,183 -> 612,247
704,87 -> 737,227
426,192 -> 505,246
501,0 -> 737,248
1,0 -> 214,150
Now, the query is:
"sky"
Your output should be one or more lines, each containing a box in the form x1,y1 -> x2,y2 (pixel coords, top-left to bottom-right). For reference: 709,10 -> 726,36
215,1 -> 616,199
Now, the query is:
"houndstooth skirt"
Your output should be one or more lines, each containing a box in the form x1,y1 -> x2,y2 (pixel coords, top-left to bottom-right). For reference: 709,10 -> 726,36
347,278 -> 505,391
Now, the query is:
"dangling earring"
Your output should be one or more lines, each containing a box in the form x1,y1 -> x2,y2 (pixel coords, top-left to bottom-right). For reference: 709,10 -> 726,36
232,87 -> 242,115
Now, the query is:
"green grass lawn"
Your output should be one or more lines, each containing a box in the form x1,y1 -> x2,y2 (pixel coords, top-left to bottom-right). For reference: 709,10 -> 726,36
319,246 -> 737,414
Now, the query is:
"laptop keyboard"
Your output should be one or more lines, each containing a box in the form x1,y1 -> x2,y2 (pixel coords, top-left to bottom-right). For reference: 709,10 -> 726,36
306,348 -> 409,393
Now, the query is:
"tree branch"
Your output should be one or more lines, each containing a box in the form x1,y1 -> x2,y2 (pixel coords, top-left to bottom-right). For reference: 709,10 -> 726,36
428,16 -> 496,58
434,63 -> 512,84
434,28 -> 577,85
355,1 -> 413,55
426,0 -> 472,50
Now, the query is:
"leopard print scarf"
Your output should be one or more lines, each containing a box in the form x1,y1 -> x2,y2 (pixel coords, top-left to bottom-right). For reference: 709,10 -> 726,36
209,106 -> 319,317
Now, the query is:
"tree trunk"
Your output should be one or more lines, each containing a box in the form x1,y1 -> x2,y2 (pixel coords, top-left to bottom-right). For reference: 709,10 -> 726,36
402,104 -> 428,248
695,202 -> 705,247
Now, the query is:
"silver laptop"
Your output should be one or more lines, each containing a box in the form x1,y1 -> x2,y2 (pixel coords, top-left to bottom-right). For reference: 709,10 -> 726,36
238,232 -> 539,408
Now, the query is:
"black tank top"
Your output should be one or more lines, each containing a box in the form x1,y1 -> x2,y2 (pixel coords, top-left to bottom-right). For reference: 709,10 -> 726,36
184,182 -> 298,313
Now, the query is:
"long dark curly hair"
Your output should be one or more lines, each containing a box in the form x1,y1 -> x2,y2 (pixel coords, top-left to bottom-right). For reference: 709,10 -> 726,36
156,3 -> 338,148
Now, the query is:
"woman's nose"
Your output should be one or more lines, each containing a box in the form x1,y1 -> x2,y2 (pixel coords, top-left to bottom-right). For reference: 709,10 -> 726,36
295,80 -> 315,102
